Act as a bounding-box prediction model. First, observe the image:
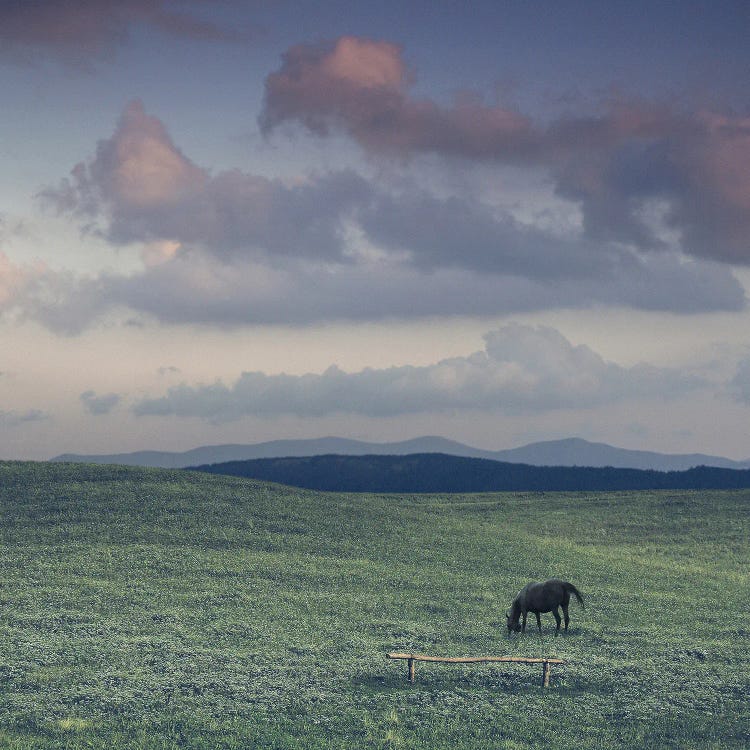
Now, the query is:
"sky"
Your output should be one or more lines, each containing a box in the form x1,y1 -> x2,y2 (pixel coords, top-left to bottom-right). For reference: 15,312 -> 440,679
2,0 -> 750,460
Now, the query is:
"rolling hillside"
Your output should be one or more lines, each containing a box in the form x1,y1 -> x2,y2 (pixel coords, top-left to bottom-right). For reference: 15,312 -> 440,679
0,461 -> 747,748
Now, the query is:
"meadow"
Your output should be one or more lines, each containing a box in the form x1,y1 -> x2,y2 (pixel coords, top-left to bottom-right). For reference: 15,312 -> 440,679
0,461 -> 747,749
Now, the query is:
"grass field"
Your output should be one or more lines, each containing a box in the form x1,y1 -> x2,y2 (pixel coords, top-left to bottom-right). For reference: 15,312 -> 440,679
0,461 -> 748,749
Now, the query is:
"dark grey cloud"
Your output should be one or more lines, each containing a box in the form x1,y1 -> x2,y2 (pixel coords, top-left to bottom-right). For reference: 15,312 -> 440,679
15,245 -> 741,336
133,323 -> 706,422
262,37 -> 750,266
0,1 -> 243,67
553,112 -> 750,266
80,390 -> 121,415
359,189 -> 616,279
0,409 -> 48,427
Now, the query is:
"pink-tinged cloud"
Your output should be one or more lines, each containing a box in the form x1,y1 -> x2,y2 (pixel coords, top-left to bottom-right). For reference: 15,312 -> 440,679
320,37 -> 407,89
93,100 -> 207,210
41,100 -> 373,259
260,38 -> 674,163
40,100 -> 210,245
0,0 -> 242,66
260,36 -> 533,158
262,36 -> 750,264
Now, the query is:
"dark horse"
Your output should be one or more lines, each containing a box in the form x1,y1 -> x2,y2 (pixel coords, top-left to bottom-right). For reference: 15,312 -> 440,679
506,579 -> 584,635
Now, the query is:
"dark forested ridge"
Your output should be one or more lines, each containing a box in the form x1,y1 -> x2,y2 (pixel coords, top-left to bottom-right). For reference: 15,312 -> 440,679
188,452 -> 750,492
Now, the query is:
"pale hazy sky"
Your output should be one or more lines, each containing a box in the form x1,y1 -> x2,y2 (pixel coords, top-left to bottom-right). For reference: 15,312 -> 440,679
3,0 -> 750,460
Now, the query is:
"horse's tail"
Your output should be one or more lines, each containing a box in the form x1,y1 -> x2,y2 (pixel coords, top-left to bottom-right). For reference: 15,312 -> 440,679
564,581 -> 585,609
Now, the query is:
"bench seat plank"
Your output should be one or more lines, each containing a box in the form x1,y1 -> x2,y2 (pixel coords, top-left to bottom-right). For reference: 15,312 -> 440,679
386,653 -> 565,664
386,652 -> 567,687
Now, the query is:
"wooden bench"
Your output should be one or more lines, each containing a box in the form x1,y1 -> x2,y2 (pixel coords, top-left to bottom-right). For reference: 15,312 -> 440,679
386,653 -> 566,687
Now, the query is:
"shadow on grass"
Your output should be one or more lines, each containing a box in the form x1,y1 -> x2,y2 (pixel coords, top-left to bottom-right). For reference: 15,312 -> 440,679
351,667 -> 587,694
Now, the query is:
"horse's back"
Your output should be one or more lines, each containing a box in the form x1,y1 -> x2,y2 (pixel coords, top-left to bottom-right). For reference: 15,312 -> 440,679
522,578 -> 569,611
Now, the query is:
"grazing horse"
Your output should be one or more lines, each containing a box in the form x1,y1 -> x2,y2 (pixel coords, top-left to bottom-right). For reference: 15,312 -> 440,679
506,578 -> 584,635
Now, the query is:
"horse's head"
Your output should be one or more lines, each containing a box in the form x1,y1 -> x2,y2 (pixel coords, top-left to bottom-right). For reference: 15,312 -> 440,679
506,608 -> 521,633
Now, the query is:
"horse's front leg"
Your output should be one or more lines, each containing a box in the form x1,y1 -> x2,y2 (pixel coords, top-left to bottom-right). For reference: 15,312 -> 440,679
535,611 -> 542,634
521,610 -> 528,633
552,607 -> 561,636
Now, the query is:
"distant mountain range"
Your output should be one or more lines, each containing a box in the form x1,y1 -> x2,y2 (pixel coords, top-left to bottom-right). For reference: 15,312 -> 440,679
189,453 -> 750,493
50,435 -> 750,472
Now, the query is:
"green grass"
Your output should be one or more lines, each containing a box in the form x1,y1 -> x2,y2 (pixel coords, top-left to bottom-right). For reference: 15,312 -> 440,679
0,461 -> 748,749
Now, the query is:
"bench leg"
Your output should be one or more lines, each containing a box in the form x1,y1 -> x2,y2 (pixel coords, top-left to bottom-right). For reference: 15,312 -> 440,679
542,661 -> 551,688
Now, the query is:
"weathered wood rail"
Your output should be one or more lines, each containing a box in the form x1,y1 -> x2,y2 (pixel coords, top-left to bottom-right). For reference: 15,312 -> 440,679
386,653 -> 566,687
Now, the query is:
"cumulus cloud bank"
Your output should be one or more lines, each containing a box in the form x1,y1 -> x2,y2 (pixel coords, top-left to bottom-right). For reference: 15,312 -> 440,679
133,324 -> 706,422
262,36 -> 750,266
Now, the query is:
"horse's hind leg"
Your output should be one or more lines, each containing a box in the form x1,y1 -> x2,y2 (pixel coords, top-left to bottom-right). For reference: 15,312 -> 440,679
535,611 -> 542,634
552,607 -> 561,636
562,602 -> 570,632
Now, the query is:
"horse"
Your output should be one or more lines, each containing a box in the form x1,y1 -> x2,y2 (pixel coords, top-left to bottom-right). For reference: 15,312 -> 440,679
506,578 -> 584,635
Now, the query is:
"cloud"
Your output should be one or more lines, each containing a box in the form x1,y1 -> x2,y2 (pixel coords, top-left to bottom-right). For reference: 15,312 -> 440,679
0,409 -> 48,427
28,100 -> 745,334
0,1 -> 243,67
132,323 -> 706,422
0,260 -> 111,336
261,36 -> 750,265
0,252 -> 29,310
260,36 -> 532,159
41,100 -> 208,225
15,243 -> 740,336
0,252 -> 55,316
42,100 -> 372,262
39,101 -> 604,276
80,390 -> 121,415
554,111 -> 750,265
728,357 -> 750,406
